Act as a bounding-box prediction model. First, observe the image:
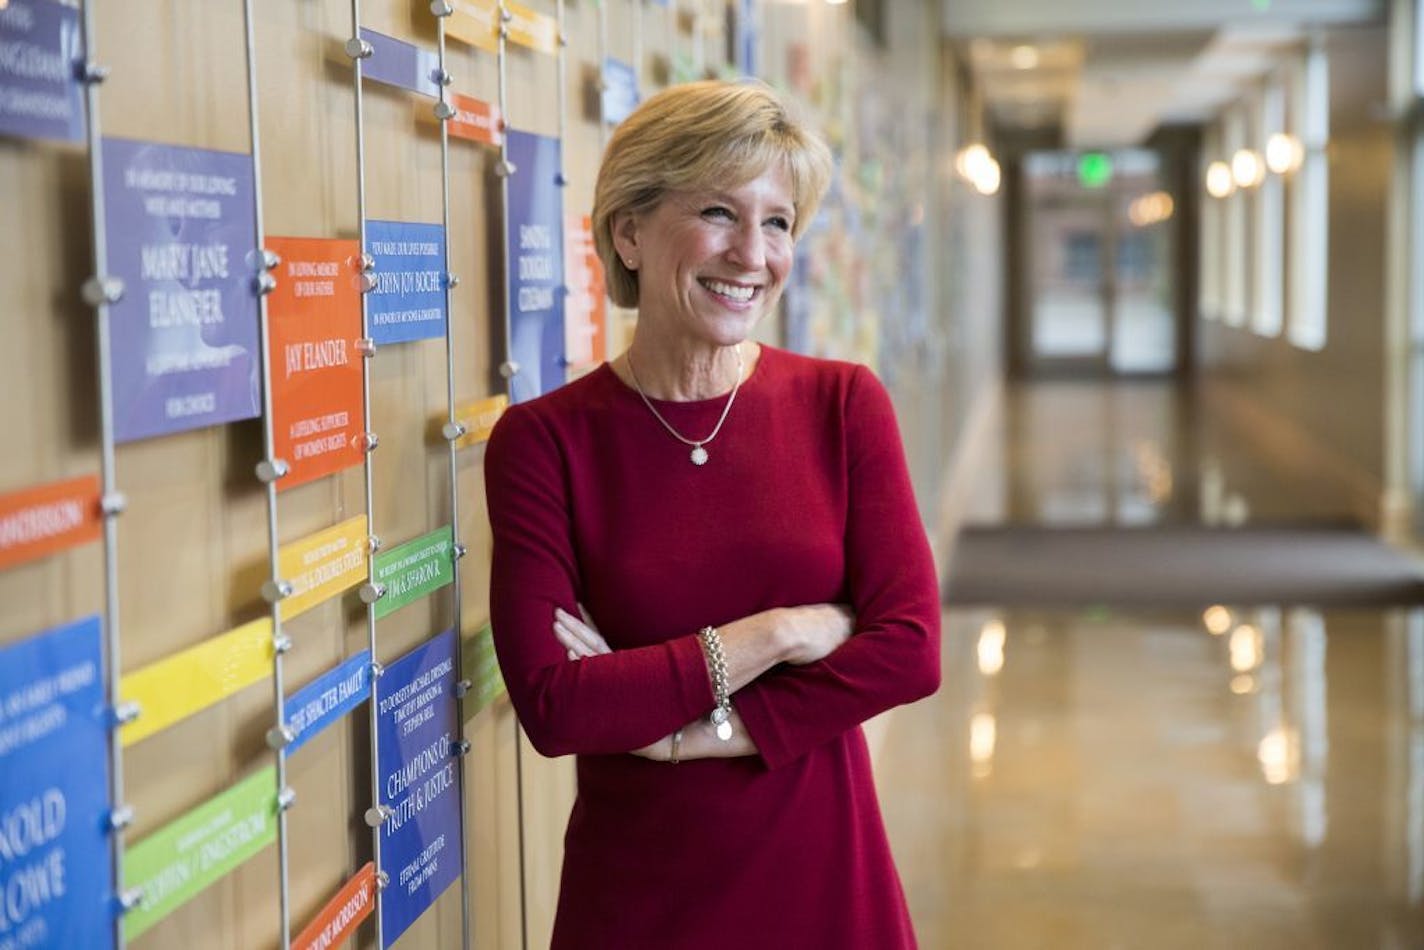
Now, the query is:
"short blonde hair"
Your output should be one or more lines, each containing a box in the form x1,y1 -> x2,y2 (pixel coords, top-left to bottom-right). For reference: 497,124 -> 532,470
592,80 -> 833,308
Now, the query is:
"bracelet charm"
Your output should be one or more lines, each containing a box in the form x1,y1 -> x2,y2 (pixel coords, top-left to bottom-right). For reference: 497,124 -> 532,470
699,626 -> 733,742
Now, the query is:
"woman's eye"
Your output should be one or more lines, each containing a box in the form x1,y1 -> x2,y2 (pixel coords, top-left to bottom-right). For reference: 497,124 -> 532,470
766,216 -> 791,232
701,206 -> 734,221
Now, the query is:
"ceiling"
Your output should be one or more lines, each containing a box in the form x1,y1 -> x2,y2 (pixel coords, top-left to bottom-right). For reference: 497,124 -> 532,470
944,0 -> 1385,148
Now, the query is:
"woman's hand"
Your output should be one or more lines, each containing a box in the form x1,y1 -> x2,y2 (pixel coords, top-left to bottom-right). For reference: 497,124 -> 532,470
630,710 -> 758,761
554,605 -> 611,660
771,603 -> 855,665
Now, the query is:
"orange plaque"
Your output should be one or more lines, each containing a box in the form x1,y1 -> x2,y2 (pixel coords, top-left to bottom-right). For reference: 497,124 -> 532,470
564,214 -> 607,367
293,862 -> 377,950
0,475 -> 101,570
448,93 -> 502,146
266,237 -> 365,491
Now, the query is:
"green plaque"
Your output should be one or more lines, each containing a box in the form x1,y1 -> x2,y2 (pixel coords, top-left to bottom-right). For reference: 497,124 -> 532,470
373,525 -> 454,620
461,622 -> 506,720
124,766 -> 277,940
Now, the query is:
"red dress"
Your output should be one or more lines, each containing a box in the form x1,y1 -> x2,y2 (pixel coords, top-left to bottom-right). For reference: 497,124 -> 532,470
485,345 -> 941,949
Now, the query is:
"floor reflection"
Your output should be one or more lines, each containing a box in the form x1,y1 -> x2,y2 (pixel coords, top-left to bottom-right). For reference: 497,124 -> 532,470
878,607 -> 1424,949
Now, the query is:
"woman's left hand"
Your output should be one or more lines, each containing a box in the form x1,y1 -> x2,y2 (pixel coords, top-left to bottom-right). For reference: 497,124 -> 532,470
554,605 -> 611,660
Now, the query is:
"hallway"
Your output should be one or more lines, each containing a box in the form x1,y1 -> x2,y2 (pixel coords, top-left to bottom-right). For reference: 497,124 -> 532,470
879,380 -> 1424,949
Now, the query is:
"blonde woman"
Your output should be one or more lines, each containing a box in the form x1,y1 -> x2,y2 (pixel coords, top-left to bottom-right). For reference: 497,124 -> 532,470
486,80 -> 940,948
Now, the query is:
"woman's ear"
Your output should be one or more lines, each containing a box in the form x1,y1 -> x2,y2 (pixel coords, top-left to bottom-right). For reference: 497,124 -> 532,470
611,210 -> 640,270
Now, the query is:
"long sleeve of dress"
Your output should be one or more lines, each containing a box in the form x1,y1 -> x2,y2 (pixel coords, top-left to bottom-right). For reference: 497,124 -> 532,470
733,366 -> 942,771
485,405 -> 715,758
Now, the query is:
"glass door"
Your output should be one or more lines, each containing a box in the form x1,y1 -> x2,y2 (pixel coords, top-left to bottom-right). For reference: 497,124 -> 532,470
1022,150 -> 1176,375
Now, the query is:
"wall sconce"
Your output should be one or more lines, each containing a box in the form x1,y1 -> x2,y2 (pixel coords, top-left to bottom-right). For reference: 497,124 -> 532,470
1265,132 -> 1303,175
1205,160 -> 1235,199
956,143 -> 1001,196
1231,148 -> 1266,189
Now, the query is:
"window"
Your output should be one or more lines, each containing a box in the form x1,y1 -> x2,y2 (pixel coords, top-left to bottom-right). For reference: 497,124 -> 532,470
1223,105 -> 1249,328
1200,124 -> 1223,321
1063,231 -> 1101,282
1288,38 -> 1329,351
1253,77 -> 1286,337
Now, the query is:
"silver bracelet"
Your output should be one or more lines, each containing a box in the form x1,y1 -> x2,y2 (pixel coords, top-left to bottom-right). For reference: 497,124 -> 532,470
698,625 -> 733,741
670,728 -> 683,764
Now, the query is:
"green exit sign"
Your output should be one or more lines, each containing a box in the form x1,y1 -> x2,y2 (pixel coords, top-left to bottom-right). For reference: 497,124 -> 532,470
1078,152 -> 1113,189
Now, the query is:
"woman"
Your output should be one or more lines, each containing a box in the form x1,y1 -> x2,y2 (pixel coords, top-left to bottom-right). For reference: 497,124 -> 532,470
485,80 -> 941,948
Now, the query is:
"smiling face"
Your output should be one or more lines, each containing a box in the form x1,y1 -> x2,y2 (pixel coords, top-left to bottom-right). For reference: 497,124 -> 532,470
613,163 -> 796,351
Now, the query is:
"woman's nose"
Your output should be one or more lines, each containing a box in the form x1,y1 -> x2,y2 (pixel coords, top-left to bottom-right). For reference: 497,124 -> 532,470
724,223 -> 766,271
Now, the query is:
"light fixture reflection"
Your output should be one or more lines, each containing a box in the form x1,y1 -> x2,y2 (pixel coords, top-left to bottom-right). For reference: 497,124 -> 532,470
1230,674 -> 1257,695
1258,726 -> 1299,785
1203,605 -> 1233,636
1231,149 -> 1265,189
1205,161 -> 1235,198
1265,132 -> 1303,175
1010,45 -> 1039,70
977,619 -> 1007,676
1128,191 -> 1175,228
970,712 -> 996,778
1229,623 -> 1264,673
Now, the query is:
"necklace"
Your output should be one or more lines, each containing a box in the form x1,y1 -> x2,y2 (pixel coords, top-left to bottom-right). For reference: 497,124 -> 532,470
625,345 -> 744,466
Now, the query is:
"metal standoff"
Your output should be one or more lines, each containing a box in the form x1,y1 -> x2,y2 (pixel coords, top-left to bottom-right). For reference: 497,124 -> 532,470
359,431 -> 380,453
107,805 -> 134,831
442,421 -> 467,442
452,542 -> 467,561
430,0 -> 454,15
358,582 -> 386,604
277,787 -> 298,812
254,271 -> 278,295
499,360 -> 520,379
364,805 -> 393,828
434,67 -> 453,86
452,738 -> 472,756
99,491 -> 127,517
255,458 -> 290,483
272,634 -> 294,655
345,37 -> 374,59
246,247 -> 281,270
261,578 -> 295,604
266,725 -> 295,751
116,888 -> 145,915
77,60 -> 109,84
369,660 -> 385,679
113,701 -> 141,725
358,252 -> 376,271
445,272 -> 460,288
555,172 -> 568,186
356,337 -> 377,357
434,100 -> 457,120
367,533 -> 383,553
453,678 -> 473,698
495,159 -> 517,177
81,275 -> 124,306
359,272 -> 379,293
376,871 -> 391,891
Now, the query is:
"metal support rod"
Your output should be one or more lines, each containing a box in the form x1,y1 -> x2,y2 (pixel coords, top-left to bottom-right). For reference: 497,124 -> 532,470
76,3 -> 128,946
431,5 -> 474,948
668,0 -> 677,82
597,0 -> 608,151
494,10 -> 529,949
239,0 -> 294,946
631,0 -> 643,95
348,0 -> 386,945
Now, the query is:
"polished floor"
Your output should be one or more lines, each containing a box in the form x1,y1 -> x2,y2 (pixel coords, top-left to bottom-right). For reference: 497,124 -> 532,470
878,381 -> 1424,949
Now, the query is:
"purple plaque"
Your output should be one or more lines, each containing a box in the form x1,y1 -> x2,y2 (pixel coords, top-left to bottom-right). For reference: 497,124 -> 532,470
0,0 -> 86,143
359,28 -> 440,98
102,137 -> 261,442
505,130 -> 566,403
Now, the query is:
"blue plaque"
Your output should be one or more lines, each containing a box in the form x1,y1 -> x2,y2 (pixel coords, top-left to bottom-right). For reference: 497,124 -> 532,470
359,28 -> 440,98
376,629 -> 461,948
601,58 -> 639,126
101,137 -> 262,442
505,130 -> 565,403
0,616 -> 114,950
0,0 -> 85,144
366,220 -> 448,345
284,651 -> 371,757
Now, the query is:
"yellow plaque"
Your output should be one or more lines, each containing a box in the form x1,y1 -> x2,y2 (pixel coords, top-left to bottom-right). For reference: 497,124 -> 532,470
278,514 -> 370,620
506,1 -> 558,54
447,394 -> 508,449
449,0 -> 499,53
120,618 -> 274,747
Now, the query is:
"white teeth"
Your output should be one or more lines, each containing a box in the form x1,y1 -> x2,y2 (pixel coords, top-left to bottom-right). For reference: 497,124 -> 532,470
702,279 -> 755,302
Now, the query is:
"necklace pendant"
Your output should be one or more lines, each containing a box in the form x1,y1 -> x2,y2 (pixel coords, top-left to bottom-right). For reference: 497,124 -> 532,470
690,445 -> 709,466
